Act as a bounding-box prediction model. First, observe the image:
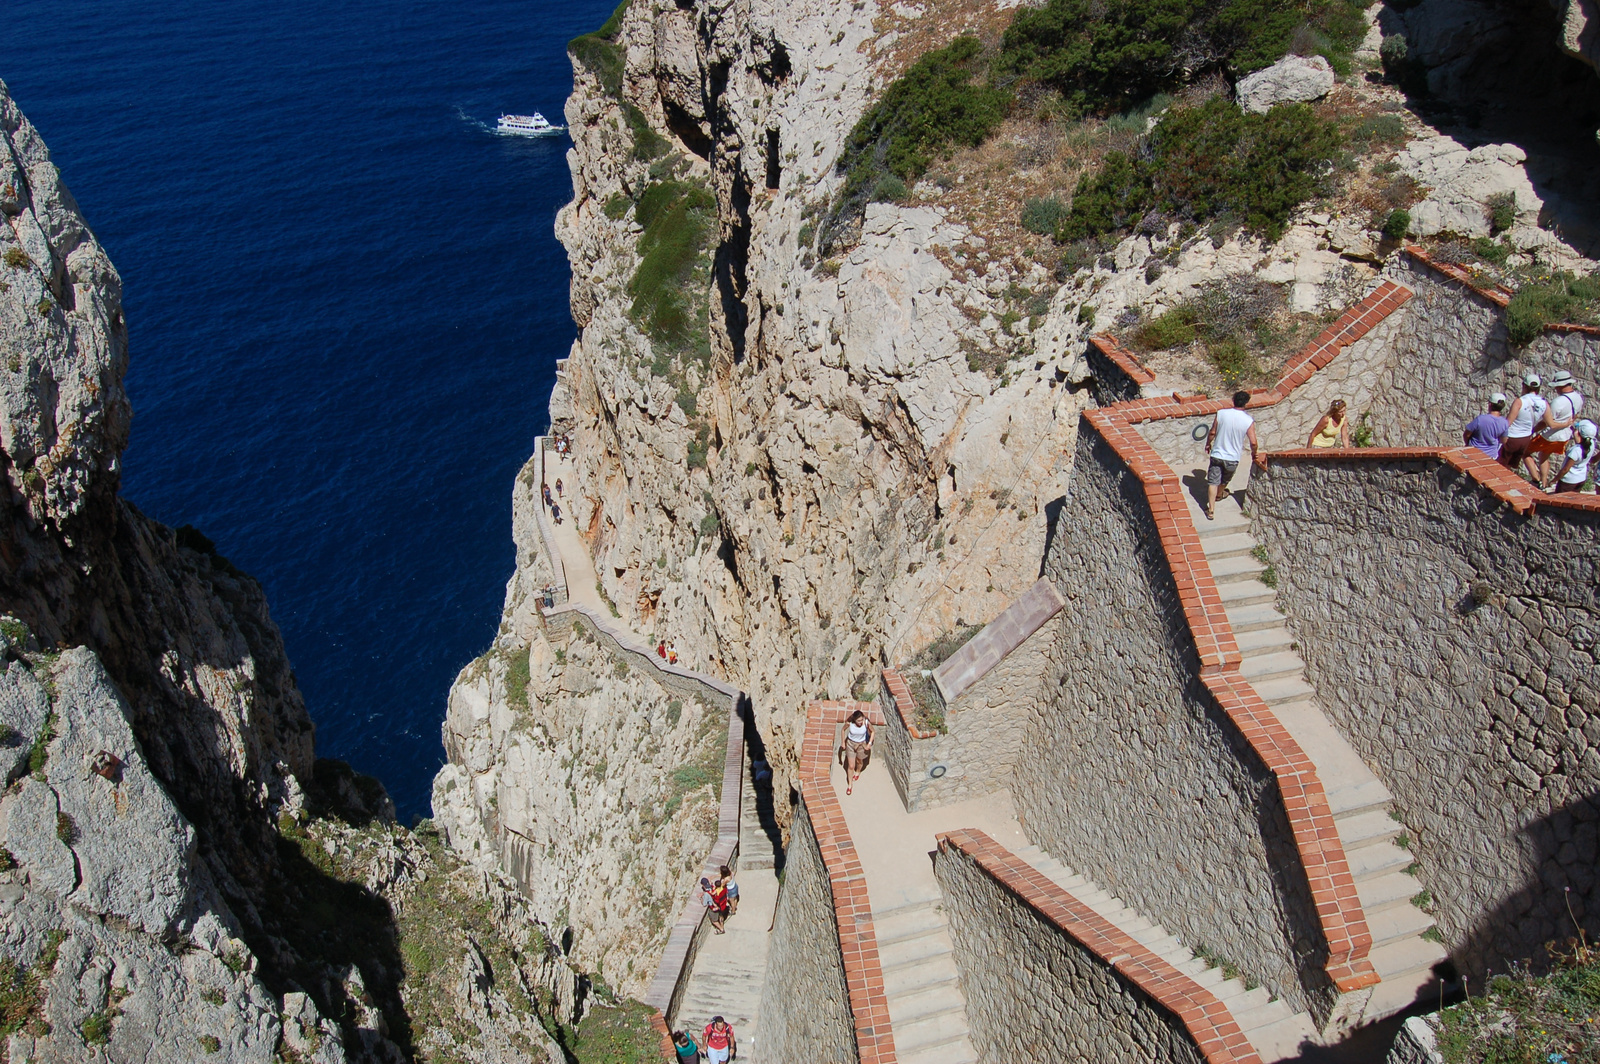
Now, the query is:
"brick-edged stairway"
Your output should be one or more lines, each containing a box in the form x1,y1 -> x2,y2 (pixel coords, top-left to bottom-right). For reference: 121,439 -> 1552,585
1192,487 -> 1448,1021
873,886 -> 979,1064
674,756 -> 782,1062
1011,842 -> 1318,1060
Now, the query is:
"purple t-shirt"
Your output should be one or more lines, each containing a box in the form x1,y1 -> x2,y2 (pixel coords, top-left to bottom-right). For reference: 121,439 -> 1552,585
1464,413 -> 1509,458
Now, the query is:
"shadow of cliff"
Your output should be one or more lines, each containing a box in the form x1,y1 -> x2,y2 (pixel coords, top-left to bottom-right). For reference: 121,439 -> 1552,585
742,698 -> 785,874
1377,0 -> 1600,256
1455,787 -> 1600,985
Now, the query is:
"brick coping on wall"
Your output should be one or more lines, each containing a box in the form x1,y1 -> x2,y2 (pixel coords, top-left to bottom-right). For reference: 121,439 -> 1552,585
800,699 -> 899,1064
1269,446 -> 1600,517
937,829 -> 1267,1064
881,667 -> 937,740
1079,281 -> 1418,995
934,577 -> 1067,703
536,599 -> 746,1051
1401,245 -> 1600,337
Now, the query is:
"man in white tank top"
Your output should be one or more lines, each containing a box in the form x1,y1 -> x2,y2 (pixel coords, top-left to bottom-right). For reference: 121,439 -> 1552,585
1499,372 -> 1546,476
1204,391 -> 1263,520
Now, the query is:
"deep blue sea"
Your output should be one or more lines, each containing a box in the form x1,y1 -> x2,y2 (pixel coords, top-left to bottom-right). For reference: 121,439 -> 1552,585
1,0 -> 613,819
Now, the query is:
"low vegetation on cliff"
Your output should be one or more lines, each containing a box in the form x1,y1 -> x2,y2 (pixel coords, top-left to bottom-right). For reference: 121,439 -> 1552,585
1432,934 -> 1600,1063
829,0 -> 1367,246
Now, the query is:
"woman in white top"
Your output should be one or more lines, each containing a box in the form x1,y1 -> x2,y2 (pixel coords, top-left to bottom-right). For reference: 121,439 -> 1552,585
1553,419 -> 1597,494
1500,373 -> 1547,477
840,709 -> 873,795
1534,370 -> 1585,487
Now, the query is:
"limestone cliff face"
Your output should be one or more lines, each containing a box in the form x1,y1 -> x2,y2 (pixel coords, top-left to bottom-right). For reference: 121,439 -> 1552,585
554,0 -> 1084,802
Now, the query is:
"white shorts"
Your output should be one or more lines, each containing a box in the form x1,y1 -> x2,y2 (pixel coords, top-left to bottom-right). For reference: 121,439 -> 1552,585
706,1048 -> 730,1064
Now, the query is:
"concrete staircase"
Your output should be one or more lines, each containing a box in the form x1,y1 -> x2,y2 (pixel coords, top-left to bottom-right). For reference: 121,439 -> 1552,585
674,756 -> 783,1062
1013,842 -> 1320,1061
874,888 -> 979,1064
1192,488 -> 1449,1022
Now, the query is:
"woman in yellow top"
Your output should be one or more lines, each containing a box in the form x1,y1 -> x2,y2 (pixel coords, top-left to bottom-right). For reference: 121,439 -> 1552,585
1306,399 -> 1350,448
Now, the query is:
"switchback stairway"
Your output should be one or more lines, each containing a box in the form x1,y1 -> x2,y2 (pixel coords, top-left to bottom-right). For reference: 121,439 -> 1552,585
1190,483 -> 1449,1022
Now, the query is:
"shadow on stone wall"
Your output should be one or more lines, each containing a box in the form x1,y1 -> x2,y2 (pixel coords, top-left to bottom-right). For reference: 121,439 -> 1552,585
1456,787 -> 1600,983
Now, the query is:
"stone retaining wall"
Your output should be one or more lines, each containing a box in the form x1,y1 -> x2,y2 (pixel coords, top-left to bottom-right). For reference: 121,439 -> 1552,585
935,830 -> 1260,1064
1383,1017 -> 1442,1064
757,800 -> 859,1064
1250,453 -> 1600,978
1367,251 -> 1600,451
1018,425 -> 1332,1017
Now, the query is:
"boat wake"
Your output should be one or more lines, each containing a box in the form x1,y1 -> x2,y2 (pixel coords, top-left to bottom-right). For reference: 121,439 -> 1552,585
455,107 -> 495,134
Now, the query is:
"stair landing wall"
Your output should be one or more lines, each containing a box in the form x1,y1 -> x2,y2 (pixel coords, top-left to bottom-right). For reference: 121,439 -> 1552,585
1016,426 -> 1333,1018
934,831 -> 1253,1064
758,799 -> 862,1064
1250,454 -> 1600,980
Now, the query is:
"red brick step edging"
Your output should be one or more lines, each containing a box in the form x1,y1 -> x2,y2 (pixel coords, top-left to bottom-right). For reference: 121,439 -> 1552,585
800,699 -> 899,1064
937,829 -> 1266,1064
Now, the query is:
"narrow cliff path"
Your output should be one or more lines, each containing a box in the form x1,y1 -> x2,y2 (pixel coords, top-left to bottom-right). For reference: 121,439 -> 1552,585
537,445 -> 783,1055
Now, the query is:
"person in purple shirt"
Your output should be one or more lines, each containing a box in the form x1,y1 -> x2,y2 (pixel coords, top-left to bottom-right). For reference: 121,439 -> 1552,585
1463,393 -> 1511,459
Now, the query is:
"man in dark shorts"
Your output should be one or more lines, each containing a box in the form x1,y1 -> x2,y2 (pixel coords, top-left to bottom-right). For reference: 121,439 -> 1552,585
1204,392 -> 1265,520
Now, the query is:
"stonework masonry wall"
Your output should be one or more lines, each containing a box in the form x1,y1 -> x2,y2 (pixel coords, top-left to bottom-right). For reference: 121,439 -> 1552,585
1133,307 -> 1409,480
756,800 -> 858,1064
1016,425 -> 1331,1016
936,839 -> 1208,1064
1370,255 -> 1600,449
879,609 -> 1062,813
1250,458 -> 1600,978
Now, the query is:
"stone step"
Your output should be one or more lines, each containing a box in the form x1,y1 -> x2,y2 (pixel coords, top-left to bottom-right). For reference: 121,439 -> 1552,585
1335,809 -> 1403,851
1193,500 -> 1254,533
1199,532 -> 1259,560
898,1032 -> 979,1064
874,899 -> 945,943
1219,985 -> 1271,1013
1368,898 -> 1436,950
1236,625 -> 1295,653
1217,580 -> 1277,608
892,1008 -> 975,1054
1209,554 -> 1270,582
1347,838 -> 1413,880
1233,995 -> 1293,1034
1226,603 -> 1291,633
1357,870 -> 1425,916
1325,778 -> 1393,819
887,981 -> 968,1025
1237,650 -> 1307,683
1243,1009 -> 1321,1062
1250,675 -> 1316,705
884,958 -> 962,1000
1365,936 -> 1451,1019
879,927 -> 956,973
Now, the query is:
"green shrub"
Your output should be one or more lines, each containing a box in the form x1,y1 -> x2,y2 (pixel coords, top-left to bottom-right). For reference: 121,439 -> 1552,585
55,813 -> 75,846
1433,938 -> 1600,1064
1001,0 -> 1366,115
81,1009 -> 113,1045
1487,190 -> 1517,234
503,648 -> 531,713
568,0 -> 630,97
871,174 -> 909,202
699,512 -> 720,537
1207,338 -> 1259,386
1021,196 -> 1069,235
839,37 -> 1009,203
686,424 -> 710,469
1061,98 -> 1342,242
27,713 -> 55,778
628,181 -> 716,346
1381,208 -> 1411,240
1349,114 -> 1406,151
1132,307 -> 1197,350
199,1034 -> 222,1054
2,249 -> 29,269
1505,280 -> 1577,346
1471,236 -> 1510,266
622,103 -> 669,161
602,194 -> 631,220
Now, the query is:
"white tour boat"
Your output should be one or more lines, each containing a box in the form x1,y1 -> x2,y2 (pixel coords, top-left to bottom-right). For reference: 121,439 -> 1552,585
497,112 -> 565,137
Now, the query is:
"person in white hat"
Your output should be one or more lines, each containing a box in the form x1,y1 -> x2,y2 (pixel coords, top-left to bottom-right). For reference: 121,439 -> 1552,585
1552,418 -> 1597,494
1463,393 -> 1510,459
1500,372 -> 1546,475
1533,370 -> 1585,487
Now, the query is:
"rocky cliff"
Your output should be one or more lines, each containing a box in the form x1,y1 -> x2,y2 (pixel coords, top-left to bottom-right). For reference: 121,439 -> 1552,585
0,79 -> 642,1063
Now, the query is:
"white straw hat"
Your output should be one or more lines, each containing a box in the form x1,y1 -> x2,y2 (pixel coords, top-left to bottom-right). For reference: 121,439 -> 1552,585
1551,370 -> 1577,388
